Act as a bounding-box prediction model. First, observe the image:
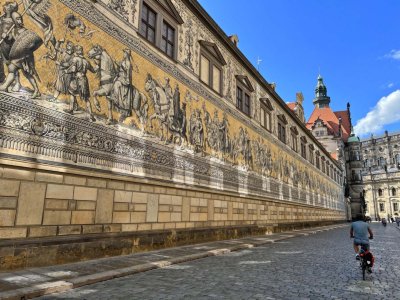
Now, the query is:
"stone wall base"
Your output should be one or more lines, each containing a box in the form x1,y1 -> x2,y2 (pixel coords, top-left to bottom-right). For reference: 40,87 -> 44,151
0,221 -> 343,271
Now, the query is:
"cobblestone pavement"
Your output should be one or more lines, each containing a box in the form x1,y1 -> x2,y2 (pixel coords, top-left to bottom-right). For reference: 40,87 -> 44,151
37,223 -> 400,300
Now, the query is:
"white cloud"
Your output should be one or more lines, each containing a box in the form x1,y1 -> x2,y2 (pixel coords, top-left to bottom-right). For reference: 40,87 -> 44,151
387,82 -> 394,88
385,50 -> 400,60
354,90 -> 400,137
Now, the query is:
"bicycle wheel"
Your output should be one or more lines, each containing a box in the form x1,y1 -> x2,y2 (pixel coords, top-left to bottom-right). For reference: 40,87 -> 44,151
362,265 -> 366,280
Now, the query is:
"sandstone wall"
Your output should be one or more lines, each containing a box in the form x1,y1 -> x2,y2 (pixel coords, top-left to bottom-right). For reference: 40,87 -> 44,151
0,0 -> 345,269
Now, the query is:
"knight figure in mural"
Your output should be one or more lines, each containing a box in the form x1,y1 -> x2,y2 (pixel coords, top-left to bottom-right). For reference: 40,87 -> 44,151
189,109 -> 204,154
219,112 -> 229,154
145,74 -> 186,144
0,8 -> 43,98
64,45 -> 97,121
237,127 -> 252,169
88,45 -> 148,129
0,1 -> 20,85
52,41 -> 75,102
111,49 -> 135,121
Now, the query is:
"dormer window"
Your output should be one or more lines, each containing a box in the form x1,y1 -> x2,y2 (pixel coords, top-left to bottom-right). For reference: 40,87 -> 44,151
139,0 -> 183,59
236,75 -> 254,117
199,41 -> 226,94
260,98 -> 273,132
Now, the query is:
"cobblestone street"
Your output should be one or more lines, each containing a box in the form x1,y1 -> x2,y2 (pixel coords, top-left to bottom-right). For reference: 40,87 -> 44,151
37,223 -> 400,300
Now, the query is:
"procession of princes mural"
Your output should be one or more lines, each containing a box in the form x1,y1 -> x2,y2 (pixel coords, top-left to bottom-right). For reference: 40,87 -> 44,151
0,0 -> 339,200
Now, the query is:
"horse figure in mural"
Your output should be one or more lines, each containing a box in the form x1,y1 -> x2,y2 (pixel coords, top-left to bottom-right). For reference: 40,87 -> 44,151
87,45 -> 148,131
144,74 -> 187,145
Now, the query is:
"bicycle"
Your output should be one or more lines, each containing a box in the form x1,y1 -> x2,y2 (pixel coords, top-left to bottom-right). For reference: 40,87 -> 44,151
358,244 -> 373,280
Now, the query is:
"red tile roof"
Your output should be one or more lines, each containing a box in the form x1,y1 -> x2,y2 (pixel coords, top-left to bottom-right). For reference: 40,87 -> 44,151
286,102 -> 296,112
306,107 -> 351,141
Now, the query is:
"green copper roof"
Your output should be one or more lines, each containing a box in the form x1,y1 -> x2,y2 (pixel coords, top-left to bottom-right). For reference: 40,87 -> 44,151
313,75 -> 331,107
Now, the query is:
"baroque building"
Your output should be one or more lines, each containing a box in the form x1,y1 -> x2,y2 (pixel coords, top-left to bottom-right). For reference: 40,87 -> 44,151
306,75 -> 357,219
361,131 -> 400,220
0,0 -> 345,269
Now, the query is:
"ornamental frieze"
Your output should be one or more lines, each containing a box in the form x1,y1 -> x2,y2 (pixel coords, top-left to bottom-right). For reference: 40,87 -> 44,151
0,0 -> 342,211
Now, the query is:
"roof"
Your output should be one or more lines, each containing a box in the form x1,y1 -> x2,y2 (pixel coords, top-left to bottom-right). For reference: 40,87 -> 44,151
334,111 -> 351,138
330,152 -> 338,160
286,102 -> 296,112
306,107 -> 351,141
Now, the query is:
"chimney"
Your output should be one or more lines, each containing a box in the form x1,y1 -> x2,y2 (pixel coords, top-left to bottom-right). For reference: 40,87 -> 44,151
229,34 -> 239,46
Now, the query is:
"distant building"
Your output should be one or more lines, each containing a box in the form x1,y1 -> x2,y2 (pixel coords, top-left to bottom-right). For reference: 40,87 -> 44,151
361,131 -> 400,220
305,75 -> 363,219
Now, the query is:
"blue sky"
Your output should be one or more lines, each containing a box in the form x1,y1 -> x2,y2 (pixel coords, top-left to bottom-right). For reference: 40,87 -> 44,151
198,0 -> 400,137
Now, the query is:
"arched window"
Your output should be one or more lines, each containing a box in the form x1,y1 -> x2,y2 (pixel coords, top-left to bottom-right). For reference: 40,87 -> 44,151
392,187 -> 397,196
378,188 -> 383,196
379,157 -> 386,166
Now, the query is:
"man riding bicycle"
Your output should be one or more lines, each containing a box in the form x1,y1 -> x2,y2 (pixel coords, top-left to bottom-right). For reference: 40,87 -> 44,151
350,213 -> 373,260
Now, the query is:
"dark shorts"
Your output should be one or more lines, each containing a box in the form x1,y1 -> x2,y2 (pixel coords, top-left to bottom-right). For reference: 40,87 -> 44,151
354,241 -> 369,250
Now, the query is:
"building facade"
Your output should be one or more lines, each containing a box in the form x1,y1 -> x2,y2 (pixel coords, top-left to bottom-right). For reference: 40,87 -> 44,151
306,75 -> 354,219
0,0 -> 345,269
361,132 -> 400,220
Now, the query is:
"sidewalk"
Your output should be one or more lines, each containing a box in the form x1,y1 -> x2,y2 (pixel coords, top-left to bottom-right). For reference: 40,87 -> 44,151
0,224 -> 347,300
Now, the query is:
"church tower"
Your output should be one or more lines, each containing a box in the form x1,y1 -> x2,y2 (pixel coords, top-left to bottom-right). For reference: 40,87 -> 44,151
313,75 -> 331,108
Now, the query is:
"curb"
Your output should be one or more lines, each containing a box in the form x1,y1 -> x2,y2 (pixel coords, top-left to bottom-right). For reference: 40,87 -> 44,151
0,225 -> 345,300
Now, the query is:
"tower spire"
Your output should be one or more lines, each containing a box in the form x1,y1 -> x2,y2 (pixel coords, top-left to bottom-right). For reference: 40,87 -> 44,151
313,75 -> 331,108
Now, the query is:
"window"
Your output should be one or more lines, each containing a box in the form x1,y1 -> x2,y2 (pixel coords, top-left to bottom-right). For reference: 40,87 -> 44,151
290,127 -> 298,152
316,152 -> 320,169
394,203 -> 399,212
260,98 -> 273,132
321,157 -> 326,173
139,0 -> 183,59
378,189 -> 383,196
301,138 -> 307,159
309,145 -> 314,164
199,41 -> 226,94
379,203 -> 385,212
392,187 -> 396,196
237,87 -> 251,116
140,3 -> 156,44
161,21 -> 175,58
236,75 -> 254,116
278,122 -> 286,144
291,134 -> 297,152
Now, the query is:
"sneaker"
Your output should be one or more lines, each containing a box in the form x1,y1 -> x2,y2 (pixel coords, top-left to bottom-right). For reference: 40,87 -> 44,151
356,254 -> 360,260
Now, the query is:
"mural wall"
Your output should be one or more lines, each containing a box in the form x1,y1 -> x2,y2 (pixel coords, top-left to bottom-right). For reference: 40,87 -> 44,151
0,0 -> 344,211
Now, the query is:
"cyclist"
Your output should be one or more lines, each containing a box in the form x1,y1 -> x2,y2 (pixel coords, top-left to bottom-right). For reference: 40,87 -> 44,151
350,213 -> 373,260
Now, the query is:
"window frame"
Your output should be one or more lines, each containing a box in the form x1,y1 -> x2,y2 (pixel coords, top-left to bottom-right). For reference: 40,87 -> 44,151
316,151 -> 320,169
260,98 -> 273,132
139,0 -> 182,60
235,75 -> 254,117
199,41 -> 225,95
290,126 -> 299,152
309,144 -> 314,165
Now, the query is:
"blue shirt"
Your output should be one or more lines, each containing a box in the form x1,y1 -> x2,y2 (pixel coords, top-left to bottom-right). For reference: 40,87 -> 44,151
351,221 -> 370,244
